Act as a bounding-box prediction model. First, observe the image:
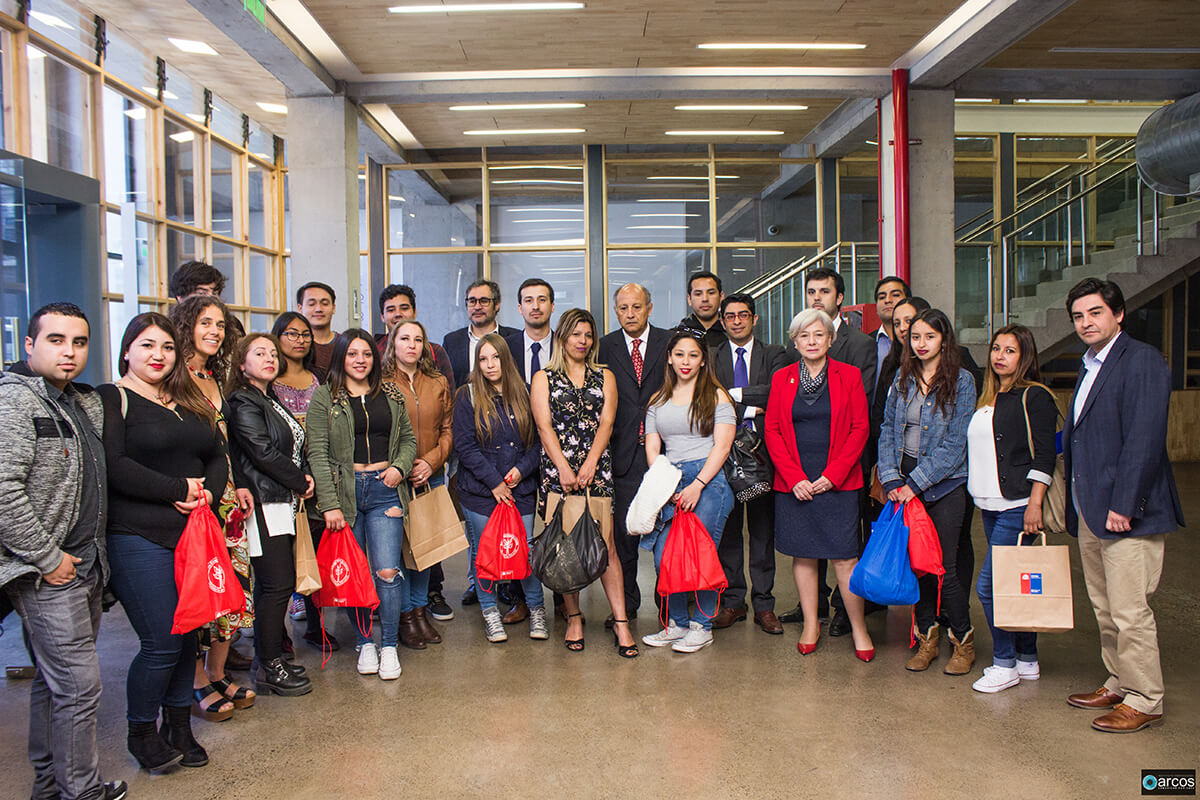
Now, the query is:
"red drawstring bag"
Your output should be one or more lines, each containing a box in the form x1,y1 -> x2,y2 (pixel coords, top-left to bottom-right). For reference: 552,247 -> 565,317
475,502 -> 530,591
314,526 -> 379,665
172,505 -> 246,635
656,503 -> 728,625
904,497 -> 945,643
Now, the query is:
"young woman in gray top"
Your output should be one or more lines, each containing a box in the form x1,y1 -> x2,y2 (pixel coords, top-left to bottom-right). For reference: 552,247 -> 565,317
640,328 -> 736,654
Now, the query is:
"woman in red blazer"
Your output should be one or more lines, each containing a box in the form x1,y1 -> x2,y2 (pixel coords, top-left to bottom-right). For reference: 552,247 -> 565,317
765,308 -> 873,661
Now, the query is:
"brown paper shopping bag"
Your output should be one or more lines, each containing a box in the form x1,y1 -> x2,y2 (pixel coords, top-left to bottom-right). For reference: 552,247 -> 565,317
992,533 -> 1074,633
403,483 -> 468,571
293,500 -> 322,595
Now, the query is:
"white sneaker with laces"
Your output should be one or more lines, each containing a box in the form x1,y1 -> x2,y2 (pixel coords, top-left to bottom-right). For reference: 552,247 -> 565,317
528,606 -> 549,640
482,607 -> 508,643
972,664 -> 1020,693
378,646 -> 402,680
671,621 -> 714,653
642,622 -> 686,647
356,642 -> 380,675
1016,659 -> 1040,681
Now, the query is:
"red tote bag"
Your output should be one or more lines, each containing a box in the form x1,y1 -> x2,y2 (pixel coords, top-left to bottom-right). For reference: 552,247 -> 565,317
475,502 -> 531,590
656,504 -> 728,623
172,505 -> 247,635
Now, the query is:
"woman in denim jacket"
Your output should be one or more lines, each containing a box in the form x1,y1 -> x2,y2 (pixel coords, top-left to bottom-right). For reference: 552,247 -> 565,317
878,309 -> 977,676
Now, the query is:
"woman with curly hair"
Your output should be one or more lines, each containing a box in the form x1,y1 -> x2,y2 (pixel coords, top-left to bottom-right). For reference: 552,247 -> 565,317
169,296 -> 256,721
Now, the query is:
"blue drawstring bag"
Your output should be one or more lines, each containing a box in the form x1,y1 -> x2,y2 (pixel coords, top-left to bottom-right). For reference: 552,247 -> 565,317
850,501 -> 920,606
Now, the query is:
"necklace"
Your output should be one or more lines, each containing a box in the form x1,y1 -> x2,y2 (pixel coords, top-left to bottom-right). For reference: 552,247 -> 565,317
191,367 -> 212,380
117,379 -> 178,415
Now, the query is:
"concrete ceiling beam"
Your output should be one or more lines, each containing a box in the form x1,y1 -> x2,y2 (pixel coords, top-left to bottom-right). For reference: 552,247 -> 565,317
953,69 -> 1200,100
800,98 -> 879,158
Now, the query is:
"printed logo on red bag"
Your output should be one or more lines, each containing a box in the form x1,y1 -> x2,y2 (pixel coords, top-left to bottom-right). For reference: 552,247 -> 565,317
207,557 -> 226,594
499,531 -> 520,560
331,557 -> 351,587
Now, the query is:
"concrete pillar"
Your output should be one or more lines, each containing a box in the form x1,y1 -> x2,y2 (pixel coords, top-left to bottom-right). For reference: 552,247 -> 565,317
286,95 -> 362,330
880,89 -> 956,320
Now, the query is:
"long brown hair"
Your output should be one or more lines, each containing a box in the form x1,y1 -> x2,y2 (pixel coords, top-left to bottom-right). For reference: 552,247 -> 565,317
544,307 -> 602,374
978,324 -> 1057,409
648,328 -> 730,437
898,308 -> 962,415
169,295 -> 234,385
381,319 -> 440,380
464,333 -> 534,447
225,333 -> 284,396
118,312 -> 216,429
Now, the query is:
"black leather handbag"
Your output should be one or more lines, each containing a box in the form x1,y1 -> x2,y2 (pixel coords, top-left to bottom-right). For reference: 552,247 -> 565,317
531,494 -> 609,594
724,425 -> 774,503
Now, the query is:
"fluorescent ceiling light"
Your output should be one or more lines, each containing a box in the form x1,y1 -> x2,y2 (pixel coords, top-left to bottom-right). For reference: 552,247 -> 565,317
1014,99 -> 1087,104
635,198 -> 708,203
451,103 -> 585,111
954,98 -> 992,104
504,207 -> 583,212
1050,46 -> 1200,55
629,225 -> 689,230
646,175 -> 738,181
488,165 -> 582,170
143,86 -> 179,100
492,179 -> 583,185
168,38 -> 219,56
464,128 -> 585,135
390,2 -> 584,12
674,104 -> 808,111
169,131 -> 195,143
513,218 -> 583,223
865,139 -> 878,146
251,152 -> 271,160
29,11 -> 73,29
498,238 -> 585,246
664,130 -> 783,136
697,42 -> 865,50
631,213 -> 702,218
123,108 -> 147,121
186,113 -> 206,123
257,102 -> 288,114
388,195 -> 406,202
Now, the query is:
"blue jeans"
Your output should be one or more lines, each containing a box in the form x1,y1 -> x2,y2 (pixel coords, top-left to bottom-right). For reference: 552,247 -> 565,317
978,508 -> 1039,667
462,506 -> 544,612
401,472 -> 442,612
106,532 -> 198,722
646,458 -> 735,631
347,470 -> 407,648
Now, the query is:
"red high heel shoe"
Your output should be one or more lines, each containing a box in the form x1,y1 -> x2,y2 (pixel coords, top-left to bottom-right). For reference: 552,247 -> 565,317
797,635 -> 820,656
855,648 -> 876,662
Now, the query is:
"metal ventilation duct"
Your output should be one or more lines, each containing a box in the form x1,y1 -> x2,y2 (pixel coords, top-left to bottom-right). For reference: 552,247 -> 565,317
1137,93 -> 1200,196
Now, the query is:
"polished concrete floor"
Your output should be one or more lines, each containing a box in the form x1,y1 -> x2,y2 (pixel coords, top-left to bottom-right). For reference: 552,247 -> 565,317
3,469 -> 1198,800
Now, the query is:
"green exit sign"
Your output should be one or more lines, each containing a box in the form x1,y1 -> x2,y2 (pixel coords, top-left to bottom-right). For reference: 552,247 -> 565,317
244,0 -> 266,24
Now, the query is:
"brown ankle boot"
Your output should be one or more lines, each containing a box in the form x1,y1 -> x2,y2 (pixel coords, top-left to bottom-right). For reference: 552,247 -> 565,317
398,610 -> 427,650
414,607 -> 442,644
945,628 -> 976,675
905,624 -> 940,671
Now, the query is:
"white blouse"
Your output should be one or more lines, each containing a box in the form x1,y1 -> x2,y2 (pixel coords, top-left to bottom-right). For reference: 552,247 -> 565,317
966,405 -> 1027,512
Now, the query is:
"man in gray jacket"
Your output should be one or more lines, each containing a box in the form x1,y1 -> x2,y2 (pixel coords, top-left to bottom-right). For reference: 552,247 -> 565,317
0,303 -> 126,800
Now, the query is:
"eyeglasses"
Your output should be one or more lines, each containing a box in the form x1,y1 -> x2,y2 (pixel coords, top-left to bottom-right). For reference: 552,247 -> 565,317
465,296 -> 494,307
280,331 -> 313,341
722,311 -> 753,321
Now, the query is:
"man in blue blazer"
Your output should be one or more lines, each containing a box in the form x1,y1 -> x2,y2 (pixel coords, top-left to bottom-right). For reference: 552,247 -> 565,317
1061,278 -> 1183,734
443,279 -> 521,388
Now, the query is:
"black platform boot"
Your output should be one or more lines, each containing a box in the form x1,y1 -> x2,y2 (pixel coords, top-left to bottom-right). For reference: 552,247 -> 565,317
160,705 -> 209,767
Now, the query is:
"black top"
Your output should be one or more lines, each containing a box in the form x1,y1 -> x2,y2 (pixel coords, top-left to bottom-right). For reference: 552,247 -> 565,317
227,387 -> 310,504
49,381 -> 105,578
678,313 -> 728,349
98,384 -> 227,549
992,385 -> 1059,500
351,390 -> 392,463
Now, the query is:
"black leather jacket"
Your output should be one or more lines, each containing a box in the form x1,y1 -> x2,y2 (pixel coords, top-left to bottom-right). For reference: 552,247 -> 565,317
227,387 -> 309,504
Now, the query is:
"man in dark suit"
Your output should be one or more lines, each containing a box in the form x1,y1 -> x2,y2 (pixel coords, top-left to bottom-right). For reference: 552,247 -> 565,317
708,293 -> 789,634
598,283 -> 669,622
443,279 -> 521,388
679,271 -> 728,349
1062,278 -> 1182,734
505,278 -> 555,384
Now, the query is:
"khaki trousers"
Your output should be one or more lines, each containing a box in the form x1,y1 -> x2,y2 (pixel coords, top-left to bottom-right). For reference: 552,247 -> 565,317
1076,515 -> 1166,715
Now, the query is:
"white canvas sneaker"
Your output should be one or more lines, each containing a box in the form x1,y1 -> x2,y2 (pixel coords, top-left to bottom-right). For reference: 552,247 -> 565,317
378,646 -> 402,680
356,642 -> 380,675
642,622 -> 687,647
1016,659 -> 1041,681
972,665 -> 1020,693
671,622 -> 714,653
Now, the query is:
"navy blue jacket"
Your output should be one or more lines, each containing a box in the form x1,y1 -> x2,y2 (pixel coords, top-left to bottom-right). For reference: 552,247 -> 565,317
1063,332 -> 1183,539
443,325 -> 521,389
451,387 -> 540,516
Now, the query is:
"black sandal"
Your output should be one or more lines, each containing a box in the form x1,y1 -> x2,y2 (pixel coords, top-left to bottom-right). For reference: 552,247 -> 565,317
191,685 -> 234,722
564,612 -> 585,652
211,675 -> 256,709
611,620 -> 639,659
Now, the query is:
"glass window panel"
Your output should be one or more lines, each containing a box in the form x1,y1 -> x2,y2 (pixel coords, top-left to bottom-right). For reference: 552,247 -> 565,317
107,299 -> 134,378
491,250 -> 584,331
605,249 -> 710,332
837,162 -> 878,243
28,0 -> 94,60
489,164 -> 584,246
607,162 -> 710,244
210,143 -> 236,237
27,46 -> 92,175
283,173 -> 291,252
163,64 -> 204,122
247,163 -> 269,246
716,245 -> 814,295
248,252 -> 273,308
954,169 -> 994,229
955,136 -> 995,156
1016,136 -> 1088,160
163,118 -> 197,225
714,162 -> 817,243
211,242 -> 238,304
103,27 -> 156,94
165,229 -> 200,294
247,119 -> 274,162
0,31 -> 7,148
209,93 -> 243,145
250,313 -> 275,333
105,210 -> 154,297
387,168 -> 483,249
359,170 -> 367,253
102,87 -> 152,211
386,252 -> 483,345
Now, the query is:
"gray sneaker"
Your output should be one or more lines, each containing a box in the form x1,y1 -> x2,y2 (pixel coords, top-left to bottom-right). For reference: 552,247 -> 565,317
671,621 -> 714,653
642,622 -> 687,647
529,606 -> 549,640
482,607 -> 508,643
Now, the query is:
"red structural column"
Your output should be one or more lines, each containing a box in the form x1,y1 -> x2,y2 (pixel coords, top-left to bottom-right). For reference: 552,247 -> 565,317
892,68 -> 911,283
876,97 -> 884,280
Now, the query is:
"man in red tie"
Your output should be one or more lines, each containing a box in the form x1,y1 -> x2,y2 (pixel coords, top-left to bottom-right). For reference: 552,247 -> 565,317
598,284 -> 669,624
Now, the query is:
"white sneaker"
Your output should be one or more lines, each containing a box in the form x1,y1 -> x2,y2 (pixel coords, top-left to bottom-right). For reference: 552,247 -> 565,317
482,607 -> 508,643
671,621 -> 714,653
378,646 -> 402,680
972,665 -> 1020,693
642,622 -> 686,648
356,642 -> 379,675
1016,659 -> 1040,681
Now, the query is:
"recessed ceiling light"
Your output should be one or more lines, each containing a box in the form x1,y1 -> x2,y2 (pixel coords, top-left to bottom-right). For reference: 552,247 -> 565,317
451,103 -> 586,111
697,42 -> 865,50
488,165 -> 582,170
954,98 -> 993,104
390,2 -> 584,13
664,130 -> 783,136
169,131 -> 195,143
186,113 -> 206,123
29,10 -> 73,29
464,128 -> 585,135
492,179 -> 584,185
257,102 -> 288,114
123,108 -> 147,121
1050,46 -> 1200,54
674,104 -> 808,111
168,38 -> 219,56
143,86 -> 180,100
646,175 -> 739,180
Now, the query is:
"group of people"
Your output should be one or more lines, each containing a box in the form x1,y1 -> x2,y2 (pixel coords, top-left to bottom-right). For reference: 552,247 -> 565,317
0,259 -> 1181,800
